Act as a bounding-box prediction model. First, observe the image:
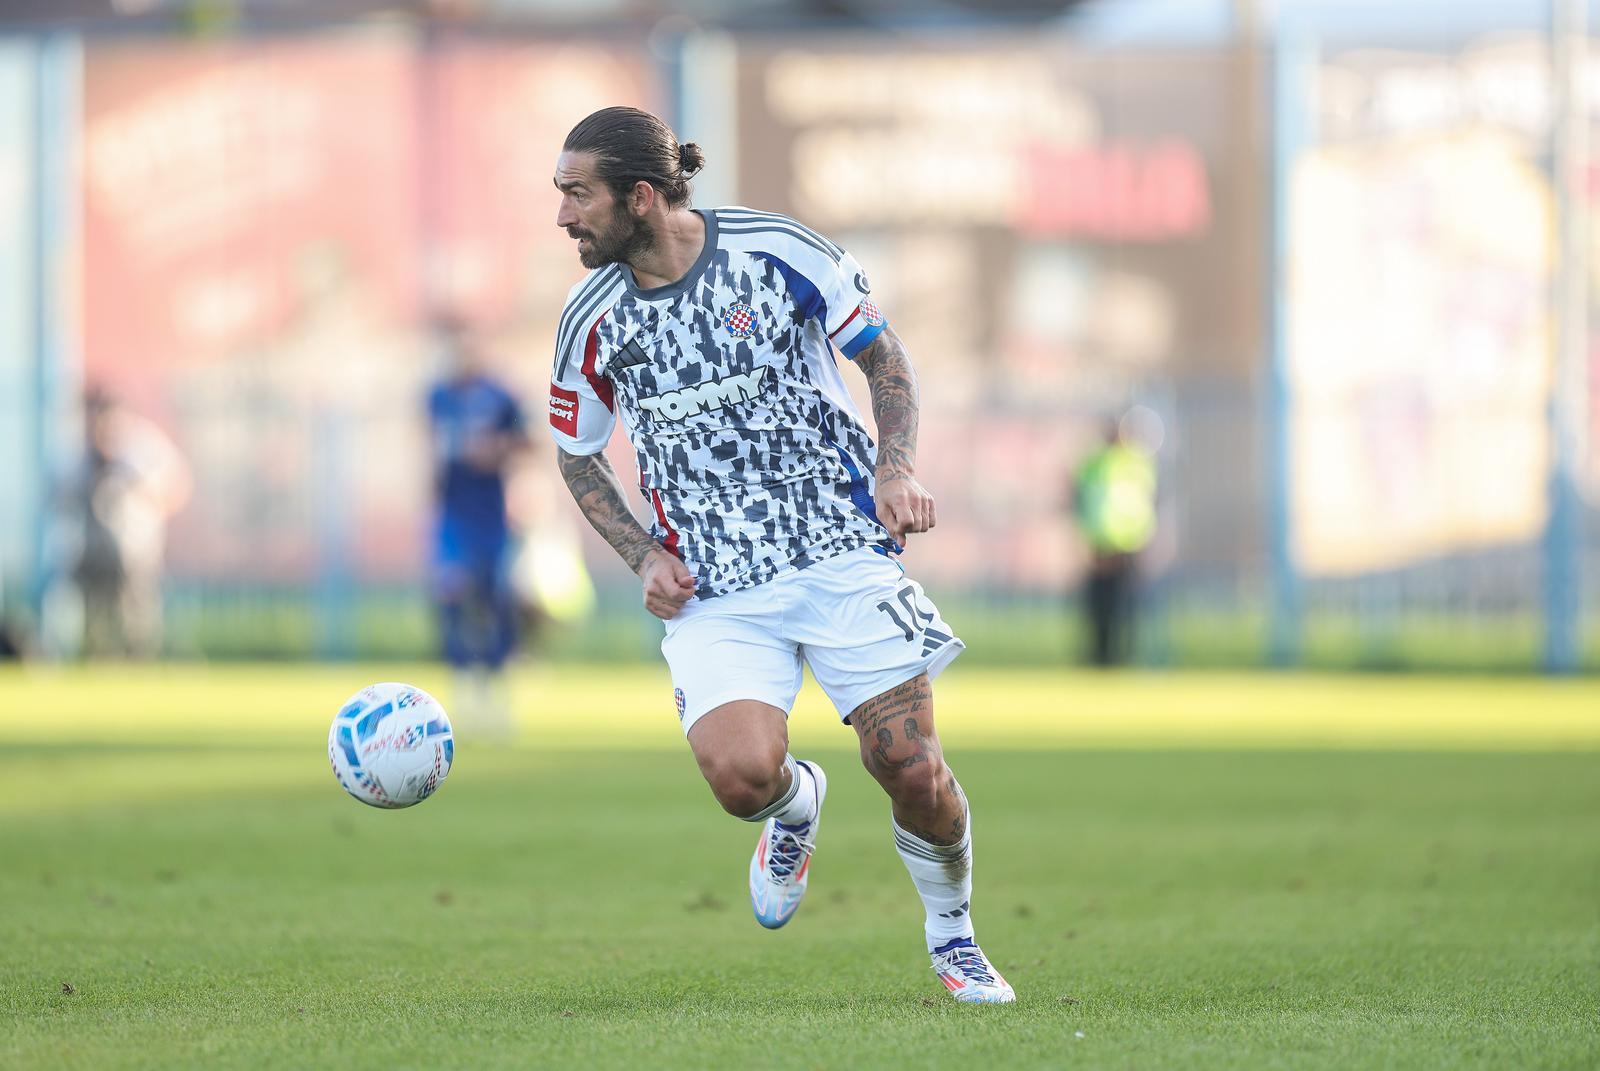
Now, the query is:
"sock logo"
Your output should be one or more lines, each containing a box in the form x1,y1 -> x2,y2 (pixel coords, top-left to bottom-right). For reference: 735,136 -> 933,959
937,900 -> 971,919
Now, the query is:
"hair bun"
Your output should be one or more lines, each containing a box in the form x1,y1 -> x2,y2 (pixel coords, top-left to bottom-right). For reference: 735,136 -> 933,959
677,141 -> 705,178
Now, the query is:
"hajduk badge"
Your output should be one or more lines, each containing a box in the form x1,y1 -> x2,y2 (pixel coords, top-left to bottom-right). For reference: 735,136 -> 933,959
723,302 -> 759,339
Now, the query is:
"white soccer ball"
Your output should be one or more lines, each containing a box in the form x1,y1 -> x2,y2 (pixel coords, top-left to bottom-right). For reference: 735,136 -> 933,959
328,682 -> 454,809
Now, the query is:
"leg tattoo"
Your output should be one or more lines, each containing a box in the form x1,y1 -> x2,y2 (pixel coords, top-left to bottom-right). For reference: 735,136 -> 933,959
852,675 -> 967,846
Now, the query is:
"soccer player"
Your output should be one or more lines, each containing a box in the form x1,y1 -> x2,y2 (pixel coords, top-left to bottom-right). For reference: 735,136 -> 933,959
547,107 -> 1013,1003
427,316 -> 528,733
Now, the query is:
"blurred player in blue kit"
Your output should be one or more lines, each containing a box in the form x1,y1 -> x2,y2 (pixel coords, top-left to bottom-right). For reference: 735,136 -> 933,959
427,316 -> 527,734
547,107 -> 1013,1002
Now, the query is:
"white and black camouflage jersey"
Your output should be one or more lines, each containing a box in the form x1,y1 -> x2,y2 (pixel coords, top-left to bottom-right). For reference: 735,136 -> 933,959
548,206 -> 895,599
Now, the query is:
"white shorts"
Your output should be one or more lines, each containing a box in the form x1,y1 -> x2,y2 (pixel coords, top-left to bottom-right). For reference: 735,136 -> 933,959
661,545 -> 965,735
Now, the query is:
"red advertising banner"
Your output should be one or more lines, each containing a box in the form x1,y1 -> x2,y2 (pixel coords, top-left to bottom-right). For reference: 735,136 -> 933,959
81,34 -> 658,584
731,41 -> 1254,591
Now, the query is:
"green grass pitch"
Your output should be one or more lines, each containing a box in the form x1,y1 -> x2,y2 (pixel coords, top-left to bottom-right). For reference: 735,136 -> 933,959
2,664 -> 1597,1070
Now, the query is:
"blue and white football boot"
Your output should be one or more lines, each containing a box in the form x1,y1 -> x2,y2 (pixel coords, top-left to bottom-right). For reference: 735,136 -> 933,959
748,760 -> 827,929
930,937 -> 1016,1003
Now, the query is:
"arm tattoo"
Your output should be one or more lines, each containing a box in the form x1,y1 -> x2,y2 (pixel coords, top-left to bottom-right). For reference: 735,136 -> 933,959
853,327 -> 919,479
555,448 -> 662,574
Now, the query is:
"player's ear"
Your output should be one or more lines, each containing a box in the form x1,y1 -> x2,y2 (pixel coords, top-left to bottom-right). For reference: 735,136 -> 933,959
629,179 -> 655,217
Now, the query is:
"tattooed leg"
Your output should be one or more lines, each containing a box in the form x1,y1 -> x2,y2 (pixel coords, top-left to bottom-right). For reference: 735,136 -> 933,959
850,673 -> 967,846
855,673 -> 983,958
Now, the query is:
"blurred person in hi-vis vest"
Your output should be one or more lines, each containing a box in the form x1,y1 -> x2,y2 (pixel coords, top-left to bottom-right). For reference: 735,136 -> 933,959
1072,412 -> 1157,667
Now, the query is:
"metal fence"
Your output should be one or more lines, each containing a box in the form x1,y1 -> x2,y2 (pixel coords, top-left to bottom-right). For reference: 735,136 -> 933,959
0,10 -> 1595,669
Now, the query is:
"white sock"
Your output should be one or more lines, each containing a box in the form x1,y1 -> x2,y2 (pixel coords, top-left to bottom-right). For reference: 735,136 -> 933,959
892,814 -> 974,951
743,755 -> 818,826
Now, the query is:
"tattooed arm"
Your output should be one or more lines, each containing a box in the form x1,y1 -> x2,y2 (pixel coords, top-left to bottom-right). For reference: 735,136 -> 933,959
853,325 -> 936,546
555,448 -> 694,620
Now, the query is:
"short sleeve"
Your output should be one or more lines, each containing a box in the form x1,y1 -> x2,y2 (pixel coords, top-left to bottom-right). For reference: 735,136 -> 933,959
548,361 -> 616,457
549,270 -> 623,455
553,320 -> 620,454
727,210 -> 888,360
816,248 -> 888,359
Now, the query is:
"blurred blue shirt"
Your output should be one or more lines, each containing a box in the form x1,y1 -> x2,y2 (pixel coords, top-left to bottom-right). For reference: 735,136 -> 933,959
427,375 -> 524,552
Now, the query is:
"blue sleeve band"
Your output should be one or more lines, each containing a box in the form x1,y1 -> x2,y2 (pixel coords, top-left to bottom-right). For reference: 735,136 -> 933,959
839,319 -> 887,359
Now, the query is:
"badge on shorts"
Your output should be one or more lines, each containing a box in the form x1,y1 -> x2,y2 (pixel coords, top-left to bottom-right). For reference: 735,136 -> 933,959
674,687 -> 686,721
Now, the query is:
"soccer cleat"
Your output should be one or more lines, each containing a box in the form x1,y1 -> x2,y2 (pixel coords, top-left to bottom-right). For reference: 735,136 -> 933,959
748,761 -> 827,929
930,937 -> 1015,1003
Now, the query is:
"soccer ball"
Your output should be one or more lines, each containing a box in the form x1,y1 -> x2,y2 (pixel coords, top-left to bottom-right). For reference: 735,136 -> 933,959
328,682 -> 454,809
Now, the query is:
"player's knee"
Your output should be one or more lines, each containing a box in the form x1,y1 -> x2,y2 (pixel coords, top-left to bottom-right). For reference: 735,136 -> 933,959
700,754 -> 784,818
868,751 -> 946,812
708,776 -> 776,818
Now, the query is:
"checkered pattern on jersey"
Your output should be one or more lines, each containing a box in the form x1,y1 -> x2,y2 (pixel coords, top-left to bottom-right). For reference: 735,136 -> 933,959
592,247 -> 890,597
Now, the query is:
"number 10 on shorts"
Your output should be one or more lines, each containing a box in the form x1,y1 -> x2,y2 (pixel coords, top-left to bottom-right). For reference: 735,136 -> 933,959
877,583 -> 936,643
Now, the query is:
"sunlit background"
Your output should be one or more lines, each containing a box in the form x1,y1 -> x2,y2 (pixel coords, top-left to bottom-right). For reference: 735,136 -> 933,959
0,0 -> 1595,672
4,6 -> 1599,1068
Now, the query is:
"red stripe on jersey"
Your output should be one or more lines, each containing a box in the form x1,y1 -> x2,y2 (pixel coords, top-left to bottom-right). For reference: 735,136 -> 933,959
828,304 -> 861,340
582,313 -> 615,412
650,488 -> 681,559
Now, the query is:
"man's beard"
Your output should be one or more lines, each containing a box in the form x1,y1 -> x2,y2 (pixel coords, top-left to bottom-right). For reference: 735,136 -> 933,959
573,204 -> 655,270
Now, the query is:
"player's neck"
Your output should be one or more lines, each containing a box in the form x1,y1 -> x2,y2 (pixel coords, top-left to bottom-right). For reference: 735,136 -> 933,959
627,208 -> 706,291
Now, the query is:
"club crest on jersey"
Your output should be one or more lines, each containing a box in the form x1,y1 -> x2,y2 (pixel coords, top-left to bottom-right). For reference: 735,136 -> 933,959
722,302 -> 759,339
859,300 -> 885,328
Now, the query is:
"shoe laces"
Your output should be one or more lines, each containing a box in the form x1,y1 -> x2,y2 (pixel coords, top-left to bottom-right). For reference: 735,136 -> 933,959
765,819 -> 813,881
933,946 -> 998,986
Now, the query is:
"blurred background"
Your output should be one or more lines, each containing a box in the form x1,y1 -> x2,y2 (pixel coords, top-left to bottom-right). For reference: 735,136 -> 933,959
0,0 -> 1595,675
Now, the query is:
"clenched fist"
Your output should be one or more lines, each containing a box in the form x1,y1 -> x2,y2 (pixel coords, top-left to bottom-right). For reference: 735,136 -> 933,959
638,547 -> 696,620
875,473 -> 937,549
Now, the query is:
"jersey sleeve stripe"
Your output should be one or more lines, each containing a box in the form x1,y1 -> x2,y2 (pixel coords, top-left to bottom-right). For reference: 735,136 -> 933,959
580,311 -> 616,412
716,208 -> 843,258
719,222 -> 842,265
555,267 -> 622,378
554,278 -> 603,377
828,305 -> 861,340
556,268 -> 620,377
558,263 -> 618,332
555,266 -> 614,359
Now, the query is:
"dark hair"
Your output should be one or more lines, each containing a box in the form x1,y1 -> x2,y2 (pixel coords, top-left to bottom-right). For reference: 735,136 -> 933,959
563,106 -> 704,208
